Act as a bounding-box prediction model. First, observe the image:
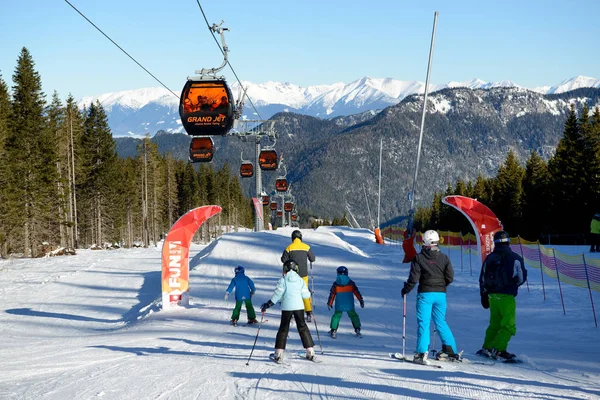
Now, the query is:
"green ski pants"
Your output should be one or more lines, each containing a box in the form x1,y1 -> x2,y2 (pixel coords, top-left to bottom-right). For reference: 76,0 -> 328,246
330,309 -> 361,330
231,299 -> 256,321
483,293 -> 516,351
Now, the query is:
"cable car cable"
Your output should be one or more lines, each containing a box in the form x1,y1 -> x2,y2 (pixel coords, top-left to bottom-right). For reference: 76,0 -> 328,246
63,0 -> 179,99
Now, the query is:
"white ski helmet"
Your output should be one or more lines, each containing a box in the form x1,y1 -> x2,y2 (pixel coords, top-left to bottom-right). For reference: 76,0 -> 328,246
422,230 -> 440,246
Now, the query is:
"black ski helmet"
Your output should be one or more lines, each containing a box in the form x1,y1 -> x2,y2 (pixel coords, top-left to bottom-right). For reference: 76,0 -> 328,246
234,265 -> 245,274
283,259 -> 299,273
493,231 -> 510,245
337,266 -> 348,275
291,230 -> 302,241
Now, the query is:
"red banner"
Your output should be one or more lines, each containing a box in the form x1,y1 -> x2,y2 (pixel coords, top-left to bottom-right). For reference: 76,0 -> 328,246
161,205 -> 222,309
442,195 -> 503,265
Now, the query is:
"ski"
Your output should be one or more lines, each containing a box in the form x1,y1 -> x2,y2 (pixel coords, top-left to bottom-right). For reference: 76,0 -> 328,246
389,353 -> 442,369
297,352 -> 323,363
355,331 -> 363,338
269,353 -> 290,365
474,351 -> 521,364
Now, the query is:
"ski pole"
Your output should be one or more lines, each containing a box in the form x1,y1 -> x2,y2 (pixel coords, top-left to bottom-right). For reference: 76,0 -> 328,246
311,310 -> 324,354
430,328 -> 437,358
402,294 -> 407,359
246,312 -> 266,366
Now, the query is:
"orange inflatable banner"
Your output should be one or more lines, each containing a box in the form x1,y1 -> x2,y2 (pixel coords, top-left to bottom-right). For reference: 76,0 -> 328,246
161,205 -> 222,309
442,195 -> 503,265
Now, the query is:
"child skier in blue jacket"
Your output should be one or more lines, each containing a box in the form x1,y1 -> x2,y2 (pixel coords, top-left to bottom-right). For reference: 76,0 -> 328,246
327,266 -> 364,338
225,266 -> 258,326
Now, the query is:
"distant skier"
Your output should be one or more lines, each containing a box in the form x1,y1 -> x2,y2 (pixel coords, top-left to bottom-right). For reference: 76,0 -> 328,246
401,230 -> 459,364
224,266 -> 258,326
281,230 -> 316,322
261,260 -> 316,363
402,228 -> 418,263
590,214 -> 600,252
477,230 -> 527,361
327,266 -> 364,338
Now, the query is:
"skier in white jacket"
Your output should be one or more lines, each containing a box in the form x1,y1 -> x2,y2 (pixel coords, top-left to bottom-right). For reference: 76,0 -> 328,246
261,260 -> 315,362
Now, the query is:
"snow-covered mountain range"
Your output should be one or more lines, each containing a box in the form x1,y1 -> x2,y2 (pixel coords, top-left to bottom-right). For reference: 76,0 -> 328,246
78,75 -> 600,137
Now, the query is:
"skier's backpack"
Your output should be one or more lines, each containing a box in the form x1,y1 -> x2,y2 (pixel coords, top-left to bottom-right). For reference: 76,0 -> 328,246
483,253 -> 509,293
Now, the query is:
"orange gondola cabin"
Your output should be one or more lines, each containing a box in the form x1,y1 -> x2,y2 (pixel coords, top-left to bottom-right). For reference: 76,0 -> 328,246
259,149 -> 278,171
276,211 -> 283,218
240,162 -> 253,178
291,213 -> 298,221
284,202 -> 294,212
269,201 -> 278,211
275,178 -> 288,192
180,80 -> 234,136
262,195 -> 270,206
189,137 -> 214,162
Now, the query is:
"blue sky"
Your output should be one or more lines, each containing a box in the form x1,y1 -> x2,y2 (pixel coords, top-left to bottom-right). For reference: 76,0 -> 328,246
0,0 -> 598,101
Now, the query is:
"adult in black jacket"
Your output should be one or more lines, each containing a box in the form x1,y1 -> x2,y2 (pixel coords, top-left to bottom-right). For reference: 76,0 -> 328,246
401,230 -> 458,364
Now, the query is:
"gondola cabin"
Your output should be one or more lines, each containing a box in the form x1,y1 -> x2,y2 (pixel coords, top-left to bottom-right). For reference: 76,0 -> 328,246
276,211 -> 283,218
284,202 -> 294,212
291,213 -> 298,221
240,162 -> 253,178
269,202 -> 278,211
275,178 -> 288,192
262,195 -> 270,206
189,137 -> 214,162
259,149 -> 278,171
179,80 -> 234,136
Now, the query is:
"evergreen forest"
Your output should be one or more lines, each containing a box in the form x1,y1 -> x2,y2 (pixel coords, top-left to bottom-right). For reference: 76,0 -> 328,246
414,104 -> 600,243
0,48 -> 254,258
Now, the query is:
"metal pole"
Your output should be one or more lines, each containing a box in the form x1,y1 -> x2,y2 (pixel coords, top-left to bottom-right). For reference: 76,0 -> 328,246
402,294 -> 407,359
537,241 -> 547,301
517,236 -> 530,292
246,312 -> 267,365
408,11 -> 438,231
255,139 -> 262,232
363,183 -> 374,228
552,249 -> 566,315
582,254 -> 598,327
377,137 -> 383,227
460,231 -> 463,272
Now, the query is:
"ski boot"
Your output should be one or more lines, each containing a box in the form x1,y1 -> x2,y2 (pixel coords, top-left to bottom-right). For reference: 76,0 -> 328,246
306,311 -> 313,323
492,349 -> 516,361
231,319 -> 238,327
355,328 -> 362,338
436,344 -> 460,361
413,352 -> 428,365
305,347 -> 315,361
270,349 -> 284,364
247,319 -> 259,324
476,347 -> 493,358
329,329 -> 337,339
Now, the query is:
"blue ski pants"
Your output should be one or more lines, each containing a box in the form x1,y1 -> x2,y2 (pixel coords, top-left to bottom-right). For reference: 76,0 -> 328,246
415,292 -> 457,354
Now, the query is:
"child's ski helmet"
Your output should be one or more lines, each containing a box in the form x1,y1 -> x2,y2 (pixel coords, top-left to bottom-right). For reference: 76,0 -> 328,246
234,265 -> 245,274
283,259 -> 299,273
493,231 -> 510,245
336,266 -> 348,275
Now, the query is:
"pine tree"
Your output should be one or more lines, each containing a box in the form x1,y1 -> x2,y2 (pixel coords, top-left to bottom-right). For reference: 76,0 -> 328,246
521,150 -> 551,240
78,101 -> 118,247
5,48 -> 53,257
493,150 -> 525,234
549,105 -> 586,234
47,91 -> 67,247
580,105 -> 600,222
0,73 -> 11,257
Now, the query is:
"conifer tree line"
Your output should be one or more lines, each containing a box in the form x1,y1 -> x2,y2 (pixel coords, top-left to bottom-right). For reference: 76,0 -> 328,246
414,104 -> 600,243
0,48 -> 253,258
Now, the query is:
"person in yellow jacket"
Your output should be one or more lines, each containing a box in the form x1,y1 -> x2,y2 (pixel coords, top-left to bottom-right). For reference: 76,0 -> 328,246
590,214 -> 600,252
281,230 -> 316,321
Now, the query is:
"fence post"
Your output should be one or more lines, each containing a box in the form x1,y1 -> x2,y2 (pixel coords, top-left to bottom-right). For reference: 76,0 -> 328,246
469,236 -> 472,277
552,248 -> 566,315
517,236 -> 530,293
537,240 -> 546,301
446,230 -> 450,256
582,254 -> 598,328
460,231 -> 463,272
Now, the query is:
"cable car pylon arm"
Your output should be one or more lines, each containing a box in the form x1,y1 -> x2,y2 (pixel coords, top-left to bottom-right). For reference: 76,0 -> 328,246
194,21 -> 230,79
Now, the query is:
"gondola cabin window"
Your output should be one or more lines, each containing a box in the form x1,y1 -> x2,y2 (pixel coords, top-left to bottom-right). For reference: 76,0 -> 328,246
259,149 -> 278,171
179,80 -> 234,136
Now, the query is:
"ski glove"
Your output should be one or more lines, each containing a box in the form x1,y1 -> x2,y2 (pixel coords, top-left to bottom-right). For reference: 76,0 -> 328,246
261,300 -> 274,312
327,304 -> 332,311
480,293 -> 490,309
250,291 -> 255,297
401,282 -> 410,297
359,300 -> 364,308
224,292 -> 229,301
